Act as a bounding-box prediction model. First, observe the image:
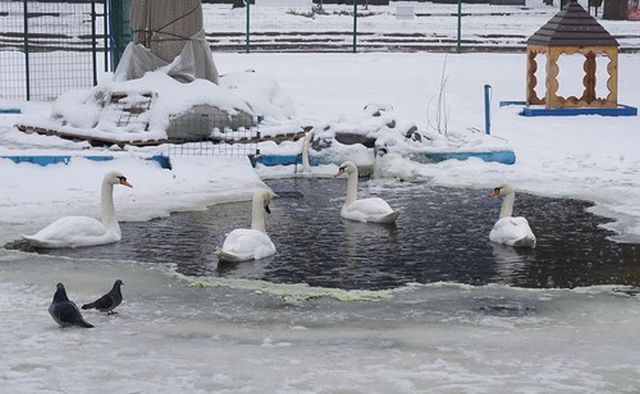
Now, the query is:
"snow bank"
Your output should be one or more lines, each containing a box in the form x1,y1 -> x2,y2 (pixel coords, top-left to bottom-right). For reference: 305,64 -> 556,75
26,69 -> 295,143
0,155 -> 267,244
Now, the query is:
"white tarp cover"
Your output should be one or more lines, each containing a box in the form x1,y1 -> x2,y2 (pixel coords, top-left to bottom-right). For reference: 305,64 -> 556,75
114,31 -> 219,84
115,0 -> 219,84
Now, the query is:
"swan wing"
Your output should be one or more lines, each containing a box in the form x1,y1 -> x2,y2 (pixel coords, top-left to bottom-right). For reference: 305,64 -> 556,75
215,248 -> 253,263
489,216 -> 536,248
216,228 -> 276,262
341,197 -> 400,223
22,216 -> 118,248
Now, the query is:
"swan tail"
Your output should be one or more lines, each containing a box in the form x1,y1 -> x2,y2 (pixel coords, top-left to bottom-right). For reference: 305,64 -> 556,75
375,209 -> 401,224
513,235 -> 536,248
215,248 -> 253,263
21,234 -> 49,248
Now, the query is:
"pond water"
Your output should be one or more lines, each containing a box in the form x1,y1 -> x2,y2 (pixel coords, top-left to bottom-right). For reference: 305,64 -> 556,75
16,178 -> 640,290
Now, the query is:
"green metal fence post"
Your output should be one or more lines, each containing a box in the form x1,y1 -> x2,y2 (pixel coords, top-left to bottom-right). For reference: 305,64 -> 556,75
109,0 -> 132,70
246,0 -> 250,53
103,0 -> 109,72
353,0 -> 357,53
456,0 -> 462,53
23,0 -> 30,101
91,1 -> 98,85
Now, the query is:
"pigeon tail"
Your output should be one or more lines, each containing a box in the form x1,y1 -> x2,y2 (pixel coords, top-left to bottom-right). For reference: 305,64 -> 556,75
81,301 -> 96,310
78,319 -> 94,328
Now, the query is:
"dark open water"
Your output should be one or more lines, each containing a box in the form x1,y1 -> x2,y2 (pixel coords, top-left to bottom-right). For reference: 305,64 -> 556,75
13,178 -> 640,290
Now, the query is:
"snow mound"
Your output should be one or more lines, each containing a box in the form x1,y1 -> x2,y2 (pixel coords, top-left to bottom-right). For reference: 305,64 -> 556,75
37,70 -> 295,143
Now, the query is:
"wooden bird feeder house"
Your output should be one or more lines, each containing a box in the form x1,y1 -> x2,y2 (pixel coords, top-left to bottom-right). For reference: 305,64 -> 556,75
526,0 -> 619,109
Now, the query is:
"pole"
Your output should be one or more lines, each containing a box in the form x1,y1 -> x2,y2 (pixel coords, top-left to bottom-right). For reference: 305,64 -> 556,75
483,84 -> 491,135
23,0 -> 30,101
456,0 -> 462,53
91,1 -> 98,86
103,0 -> 109,72
353,0 -> 357,53
246,0 -> 250,53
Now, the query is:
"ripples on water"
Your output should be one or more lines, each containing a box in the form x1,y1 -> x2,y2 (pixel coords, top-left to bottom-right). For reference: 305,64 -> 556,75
16,178 -> 640,290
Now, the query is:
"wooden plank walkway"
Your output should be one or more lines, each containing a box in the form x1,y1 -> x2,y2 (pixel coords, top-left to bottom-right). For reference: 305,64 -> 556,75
15,124 -> 313,147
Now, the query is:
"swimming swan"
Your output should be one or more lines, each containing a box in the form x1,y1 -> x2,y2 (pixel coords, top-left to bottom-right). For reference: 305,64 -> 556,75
335,161 -> 401,224
489,183 -> 536,248
215,189 -> 276,262
22,171 -> 133,248
300,131 -> 313,174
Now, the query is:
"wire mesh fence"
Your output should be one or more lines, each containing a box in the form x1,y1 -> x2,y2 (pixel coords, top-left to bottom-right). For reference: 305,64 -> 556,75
203,0 -> 360,52
0,0 -> 107,101
249,0 -> 357,52
2,0 -> 635,104
0,1 -> 25,101
165,108 -> 259,158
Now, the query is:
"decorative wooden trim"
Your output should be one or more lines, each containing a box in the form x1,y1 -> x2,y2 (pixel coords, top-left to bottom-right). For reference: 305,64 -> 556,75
526,45 -> 548,105
545,47 -> 561,108
528,45 -> 619,109
605,48 -> 618,108
526,49 -> 540,105
582,52 -> 596,103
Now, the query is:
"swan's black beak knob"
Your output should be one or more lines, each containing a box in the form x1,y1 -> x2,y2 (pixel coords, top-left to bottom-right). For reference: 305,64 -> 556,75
264,204 -> 271,214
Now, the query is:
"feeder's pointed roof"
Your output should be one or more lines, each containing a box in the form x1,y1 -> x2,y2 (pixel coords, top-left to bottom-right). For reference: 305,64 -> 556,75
527,0 -> 618,47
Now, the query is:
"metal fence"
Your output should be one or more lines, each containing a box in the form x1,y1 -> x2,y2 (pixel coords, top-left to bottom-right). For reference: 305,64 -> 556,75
1,0 -> 636,103
0,0 -> 108,101
212,1 -> 360,52
165,108 -> 260,158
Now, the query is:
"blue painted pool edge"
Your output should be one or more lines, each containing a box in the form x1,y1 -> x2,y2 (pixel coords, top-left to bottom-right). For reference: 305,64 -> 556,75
521,104 -> 637,117
254,151 -> 516,167
252,154 -> 326,167
0,108 -> 22,114
424,150 -> 516,165
1,155 -> 172,169
499,100 -> 638,117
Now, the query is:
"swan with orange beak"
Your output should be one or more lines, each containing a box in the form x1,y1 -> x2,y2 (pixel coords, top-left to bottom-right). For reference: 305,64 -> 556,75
489,183 -> 536,248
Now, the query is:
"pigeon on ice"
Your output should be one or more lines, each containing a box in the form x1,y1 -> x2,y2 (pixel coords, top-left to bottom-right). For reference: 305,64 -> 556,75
49,283 -> 94,328
82,279 -> 124,315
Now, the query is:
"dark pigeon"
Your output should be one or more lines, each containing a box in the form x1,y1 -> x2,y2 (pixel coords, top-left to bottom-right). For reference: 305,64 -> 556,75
82,279 -> 124,315
48,283 -> 94,328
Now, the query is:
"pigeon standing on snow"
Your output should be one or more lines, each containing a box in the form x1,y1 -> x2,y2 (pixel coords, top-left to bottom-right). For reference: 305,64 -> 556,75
49,283 -> 94,328
82,279 -> 124,315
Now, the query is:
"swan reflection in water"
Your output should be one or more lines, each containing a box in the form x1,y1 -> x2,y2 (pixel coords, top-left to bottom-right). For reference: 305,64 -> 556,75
491,243 -> 536,284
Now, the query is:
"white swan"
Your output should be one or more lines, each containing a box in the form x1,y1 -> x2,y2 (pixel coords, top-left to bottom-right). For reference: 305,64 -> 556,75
22,171 -> 133,248
215,189 -> 276,262
300,131 -> 313,174
335,161 -> 401,224
489,183 -> 536,248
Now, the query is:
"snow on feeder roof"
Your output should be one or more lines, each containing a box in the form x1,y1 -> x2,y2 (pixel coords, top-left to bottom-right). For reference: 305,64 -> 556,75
526,0 -> 619,47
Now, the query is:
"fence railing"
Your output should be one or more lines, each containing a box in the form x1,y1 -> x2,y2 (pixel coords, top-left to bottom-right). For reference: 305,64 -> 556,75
0,0 -> 108,102
1,0 -> 637,103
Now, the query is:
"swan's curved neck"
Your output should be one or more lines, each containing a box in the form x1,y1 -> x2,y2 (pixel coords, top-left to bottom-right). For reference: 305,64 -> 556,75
250,193 -> 266,233
301,133 -> 312,173
345,170 -> 358,206
499,190 -> 515,219
101,180 -> 119,231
